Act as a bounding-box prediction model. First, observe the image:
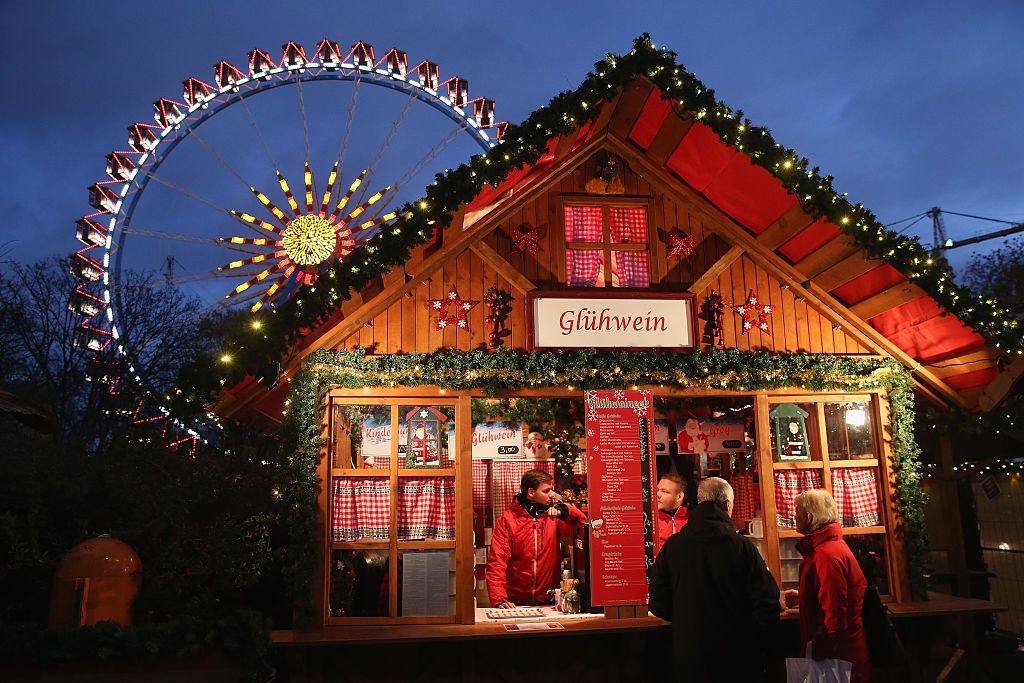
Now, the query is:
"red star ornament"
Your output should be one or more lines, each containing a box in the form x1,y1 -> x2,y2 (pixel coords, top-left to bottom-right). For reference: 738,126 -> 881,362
731,290 -> 773,335
666,232 -> 695,260
511,225 -> 538,256
426,286 -> 479,332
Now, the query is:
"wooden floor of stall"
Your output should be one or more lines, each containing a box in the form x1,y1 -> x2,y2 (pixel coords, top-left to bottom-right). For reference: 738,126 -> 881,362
273,594 -> 1006,682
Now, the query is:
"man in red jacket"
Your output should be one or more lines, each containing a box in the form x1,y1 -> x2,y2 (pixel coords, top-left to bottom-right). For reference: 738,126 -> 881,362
486,469 -> 586,608
655,473 -> 689,556
784,489 -> 871,683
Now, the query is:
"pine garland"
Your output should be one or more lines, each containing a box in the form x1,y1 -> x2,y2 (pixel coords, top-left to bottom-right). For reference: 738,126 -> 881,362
277,347 -> 929,626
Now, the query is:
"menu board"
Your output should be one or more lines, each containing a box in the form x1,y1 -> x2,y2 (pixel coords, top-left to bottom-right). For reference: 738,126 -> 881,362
583,390 -> 657,606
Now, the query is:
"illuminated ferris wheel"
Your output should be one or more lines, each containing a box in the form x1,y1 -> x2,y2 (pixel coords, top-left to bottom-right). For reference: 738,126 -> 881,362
70,38 -> 505,387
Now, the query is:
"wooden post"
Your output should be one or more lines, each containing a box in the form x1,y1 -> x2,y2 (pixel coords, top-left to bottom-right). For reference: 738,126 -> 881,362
455,394 -> 476,623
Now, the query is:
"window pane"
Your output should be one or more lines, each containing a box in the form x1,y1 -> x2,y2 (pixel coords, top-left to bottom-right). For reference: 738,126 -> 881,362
845,535 -> 890,595
611,250 -> 650,288
769,403 -> 821,462
824,402 -> 875,460
333,404 -> 393,470
563,205 -> 603,242
779,538 -> 802,590
493,460 -> 556,518
330,549 -> 389,617
566,249 -> 605,287
398,550 -> 456,616
397,477 -> 456,540
332,477 -> 391,541
773,469 -> 824,529
399,405 -> 455,468
609,207 -> 647,243
831,467 -> 881,527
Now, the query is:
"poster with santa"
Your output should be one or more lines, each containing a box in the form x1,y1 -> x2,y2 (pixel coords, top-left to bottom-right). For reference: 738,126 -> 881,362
674,417 -> 745,454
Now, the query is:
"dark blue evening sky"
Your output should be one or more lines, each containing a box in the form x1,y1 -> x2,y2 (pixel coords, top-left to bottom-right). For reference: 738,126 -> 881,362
2,0 -> 1022,297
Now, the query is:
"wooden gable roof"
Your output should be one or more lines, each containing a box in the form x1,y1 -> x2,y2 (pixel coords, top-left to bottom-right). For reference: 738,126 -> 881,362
212,40 -> 1019,424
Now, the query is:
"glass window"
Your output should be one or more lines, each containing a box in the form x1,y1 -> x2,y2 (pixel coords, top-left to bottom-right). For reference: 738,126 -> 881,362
333,404 -> 393,470
769,403 -> 820,462
399,405 -> 456,468
824,402 -> 875,460
564,205 -> 650,288
397,477 -> 456,541
331,477 -> 391,541
845,534 -> 891,595
779,538 -> 802,590
329,549 -> 390,617
398,550 -> 456,616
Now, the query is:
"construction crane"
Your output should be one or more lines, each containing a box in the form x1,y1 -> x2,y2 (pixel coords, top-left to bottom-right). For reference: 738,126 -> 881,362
929,208 -> 1024,251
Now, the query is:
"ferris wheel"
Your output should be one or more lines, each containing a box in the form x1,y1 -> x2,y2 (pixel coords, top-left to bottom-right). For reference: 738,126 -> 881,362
70,38 -> 505,390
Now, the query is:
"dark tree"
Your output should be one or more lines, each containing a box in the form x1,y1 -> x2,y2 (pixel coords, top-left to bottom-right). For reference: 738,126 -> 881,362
960,237 -> 1024,315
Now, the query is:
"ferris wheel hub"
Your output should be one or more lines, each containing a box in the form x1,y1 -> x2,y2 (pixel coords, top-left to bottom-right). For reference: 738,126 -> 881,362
281,214 -> 337,265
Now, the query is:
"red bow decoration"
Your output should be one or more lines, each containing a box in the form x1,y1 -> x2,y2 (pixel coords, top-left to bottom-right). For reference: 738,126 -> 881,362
512,225 -> 538,256
666,232 -> 695,260
426,285 -> 479,331
731,289 -> 773,335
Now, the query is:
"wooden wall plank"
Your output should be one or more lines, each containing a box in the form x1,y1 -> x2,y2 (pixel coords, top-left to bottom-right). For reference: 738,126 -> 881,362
848,282 -> 924,320
757,202 -> 814,251
607,79 -> 655,139
813,254 -> 879,292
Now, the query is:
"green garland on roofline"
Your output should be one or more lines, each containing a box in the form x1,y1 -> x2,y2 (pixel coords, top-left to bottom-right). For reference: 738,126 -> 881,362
277,347 -> 928,626
173,33 -> 1021,408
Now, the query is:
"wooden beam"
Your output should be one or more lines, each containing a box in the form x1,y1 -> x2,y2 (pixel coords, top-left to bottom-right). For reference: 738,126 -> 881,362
813,253 -> 879,292
646,110 -> 692,165
469,241 -> 537,295
793,235 -> 860,280
848,281 -> 926,320
756,202 -> 815,251
606,79 -> 655,139
687,244 -> 744,294
585,91 -> 623,137
926,348 -> 999,379
605,135 -> 971,409
979,353 -> 1024,412
552,129 -> 580,163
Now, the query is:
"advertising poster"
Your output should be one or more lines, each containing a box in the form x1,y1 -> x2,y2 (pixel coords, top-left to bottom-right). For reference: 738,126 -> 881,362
584,390 -> 657,606
674,417 -> 745,455
448,421 -> 524,459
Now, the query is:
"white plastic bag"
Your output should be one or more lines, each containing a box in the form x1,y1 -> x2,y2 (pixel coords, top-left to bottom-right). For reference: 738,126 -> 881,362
786,644 -> 853,683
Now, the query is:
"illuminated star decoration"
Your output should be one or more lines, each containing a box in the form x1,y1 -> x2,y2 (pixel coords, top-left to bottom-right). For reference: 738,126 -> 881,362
732,289 -> 773,334
666,231 -> 695,260
426,286 -> 479,331
216,161 -> 398,312
511,225 -> 538,256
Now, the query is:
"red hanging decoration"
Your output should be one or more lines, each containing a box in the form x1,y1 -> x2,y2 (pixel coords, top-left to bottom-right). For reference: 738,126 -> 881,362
700,290 -> 726,347
484,285 -> 513,348
426,285 -> 479,332
666,231 -> 695,260
731,289 -> 773,335
511,224 -> 538,257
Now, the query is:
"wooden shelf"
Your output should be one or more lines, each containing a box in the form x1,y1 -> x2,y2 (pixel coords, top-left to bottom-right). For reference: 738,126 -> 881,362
398,468 -> 456,477
828,459 -> 878,468
397,540 -> 456,550
331,541 -> 390,550
772,461 -> 824,470
777,525 -> 887,540
332,468 -> 390,477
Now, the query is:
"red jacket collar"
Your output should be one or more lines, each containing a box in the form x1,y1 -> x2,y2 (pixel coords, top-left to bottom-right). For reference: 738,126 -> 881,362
796,522 -> 843,556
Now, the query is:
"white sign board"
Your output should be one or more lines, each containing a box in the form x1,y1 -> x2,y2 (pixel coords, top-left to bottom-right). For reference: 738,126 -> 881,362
529,294 -> 696,349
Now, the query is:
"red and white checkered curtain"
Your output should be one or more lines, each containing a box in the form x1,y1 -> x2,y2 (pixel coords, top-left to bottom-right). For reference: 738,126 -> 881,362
731,470 -> 761,527
332,478 -> 391,541
472,459 -> 490,513
397,477 -> 456,540
609,207 -> 646,243
831,468 -> 881,527
493,460 -> 555,518
611,251 -> 650,288
773,469 -> 823,529
564,206 -> 603,241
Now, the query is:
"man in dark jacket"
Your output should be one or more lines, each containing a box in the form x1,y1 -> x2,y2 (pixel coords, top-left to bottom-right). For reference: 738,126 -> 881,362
649,477 -> 781,683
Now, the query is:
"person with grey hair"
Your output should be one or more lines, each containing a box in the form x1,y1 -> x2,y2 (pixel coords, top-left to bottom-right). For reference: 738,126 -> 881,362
649,477 -> 781,682
783,489 -> 870,682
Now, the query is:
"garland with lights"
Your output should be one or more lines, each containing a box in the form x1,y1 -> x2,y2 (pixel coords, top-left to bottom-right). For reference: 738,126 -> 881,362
275,347 -> 928,624
173,33 -> 1021,409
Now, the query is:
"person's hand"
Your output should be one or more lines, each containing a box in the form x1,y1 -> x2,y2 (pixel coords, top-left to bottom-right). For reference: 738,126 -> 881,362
496,601 -> 516,609
783,589 -> 800,609
547,506 -> 562,517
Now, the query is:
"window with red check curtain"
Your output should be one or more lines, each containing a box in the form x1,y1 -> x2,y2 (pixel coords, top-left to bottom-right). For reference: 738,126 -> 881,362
564,205 -> 650,288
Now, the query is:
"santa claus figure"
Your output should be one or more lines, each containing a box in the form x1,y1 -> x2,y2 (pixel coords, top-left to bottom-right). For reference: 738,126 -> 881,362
409,422 -> 439,466
525,431 -> 549,459
677,418 -> 709,455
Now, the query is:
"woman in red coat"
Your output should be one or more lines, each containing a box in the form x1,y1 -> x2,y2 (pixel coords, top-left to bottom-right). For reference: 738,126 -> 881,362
783,489 -> 871,683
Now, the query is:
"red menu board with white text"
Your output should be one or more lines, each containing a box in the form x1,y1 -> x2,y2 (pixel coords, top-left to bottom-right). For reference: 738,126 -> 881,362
584,390 -> 658,606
